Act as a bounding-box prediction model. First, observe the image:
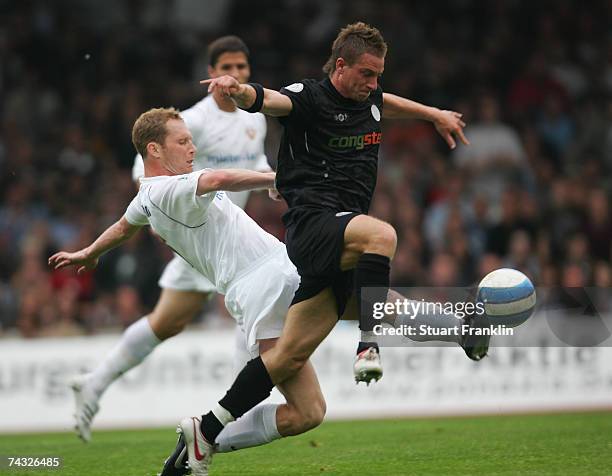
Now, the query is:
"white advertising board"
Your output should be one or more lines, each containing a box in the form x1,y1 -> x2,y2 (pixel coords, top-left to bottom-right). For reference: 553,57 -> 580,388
1,324 -> 611,432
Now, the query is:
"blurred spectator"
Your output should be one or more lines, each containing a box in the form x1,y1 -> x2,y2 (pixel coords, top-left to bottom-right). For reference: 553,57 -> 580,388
582,189 -> 612,262
485,188 -> 536,257
453,93 -> 531,203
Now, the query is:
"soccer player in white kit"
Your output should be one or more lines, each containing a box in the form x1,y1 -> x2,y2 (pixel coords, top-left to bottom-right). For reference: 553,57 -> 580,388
64,37 -> 278,443
50,108 -> 326,475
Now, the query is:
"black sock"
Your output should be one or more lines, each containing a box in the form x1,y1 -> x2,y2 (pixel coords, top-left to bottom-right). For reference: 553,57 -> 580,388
200,356 -> 273,443
355,253 -> 390,350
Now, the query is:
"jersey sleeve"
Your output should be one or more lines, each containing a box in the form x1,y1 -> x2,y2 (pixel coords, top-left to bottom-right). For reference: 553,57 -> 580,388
132,154 -> 145,182
279,79 -> 317,124
147,171 -> 215,226
124,194 -> 150,226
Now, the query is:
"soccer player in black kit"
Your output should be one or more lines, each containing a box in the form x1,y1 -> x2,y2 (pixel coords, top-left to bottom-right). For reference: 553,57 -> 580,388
166,23 -> 471,475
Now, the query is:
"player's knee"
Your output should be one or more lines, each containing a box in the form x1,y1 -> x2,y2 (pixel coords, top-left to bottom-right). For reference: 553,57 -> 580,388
148,312 -> 188,340
286,398 -> 326,435
367,222 -> 397,257
310,396 -> 327,428
298,398 -> 326,433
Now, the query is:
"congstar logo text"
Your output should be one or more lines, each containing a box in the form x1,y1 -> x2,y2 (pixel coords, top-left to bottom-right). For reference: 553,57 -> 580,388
328,132 -> 382,150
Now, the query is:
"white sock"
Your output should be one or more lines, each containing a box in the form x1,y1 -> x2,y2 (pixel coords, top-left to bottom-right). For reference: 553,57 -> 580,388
88,317 -> 161,398
393,300 -> 461,344
215,404 -> 281,453
212,403 -> 235,426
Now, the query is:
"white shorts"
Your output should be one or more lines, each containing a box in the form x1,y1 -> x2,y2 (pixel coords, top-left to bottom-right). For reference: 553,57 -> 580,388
224,247 -> 300,359
158,255 -> 217,294
232,327 -> 252,377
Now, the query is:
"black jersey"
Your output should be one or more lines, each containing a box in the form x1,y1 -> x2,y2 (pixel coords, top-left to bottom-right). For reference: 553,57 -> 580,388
276,77 -> 383,223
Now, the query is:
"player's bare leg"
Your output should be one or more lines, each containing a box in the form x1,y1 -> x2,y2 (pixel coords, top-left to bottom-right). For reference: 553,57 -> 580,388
261,288 -> 339,383
164,338 -> 326,476
342,215 -> 397,383
148,289 -> 209,339
177,287 -> 338,476
71,288 -> 209,442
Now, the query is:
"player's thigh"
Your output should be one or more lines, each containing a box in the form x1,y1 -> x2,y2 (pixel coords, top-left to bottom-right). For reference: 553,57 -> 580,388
341,215 -> 397,270
148,288 -> 210,338
262,288 -> 338,377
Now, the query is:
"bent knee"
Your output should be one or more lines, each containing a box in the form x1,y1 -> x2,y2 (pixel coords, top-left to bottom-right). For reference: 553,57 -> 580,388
148,312 -> 190,340
367,222 -> 397,257
286,399 -> 326,435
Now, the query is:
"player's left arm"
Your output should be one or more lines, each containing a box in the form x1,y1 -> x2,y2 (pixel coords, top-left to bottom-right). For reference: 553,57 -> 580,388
382,93 -> 469,149
48,217 -> 142,274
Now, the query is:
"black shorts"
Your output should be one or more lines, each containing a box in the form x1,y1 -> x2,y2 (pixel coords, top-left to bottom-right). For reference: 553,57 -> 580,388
284,208 -> 360,317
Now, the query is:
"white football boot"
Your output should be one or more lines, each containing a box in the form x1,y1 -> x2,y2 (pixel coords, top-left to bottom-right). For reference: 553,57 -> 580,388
353,346 -> 383,385
178,417 -> 214,476
69,373 -> 100,443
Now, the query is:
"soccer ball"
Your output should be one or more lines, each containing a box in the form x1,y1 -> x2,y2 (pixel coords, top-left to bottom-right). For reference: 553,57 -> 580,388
477,268 -> 536,327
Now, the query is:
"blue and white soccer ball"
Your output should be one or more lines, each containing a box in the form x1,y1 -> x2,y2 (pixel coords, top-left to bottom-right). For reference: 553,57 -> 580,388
477,268 -> 536,327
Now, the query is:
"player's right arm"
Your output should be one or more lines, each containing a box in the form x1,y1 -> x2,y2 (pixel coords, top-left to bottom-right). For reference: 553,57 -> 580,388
200,76 -> 292,117
196,169 -> 276,195
48,217 -> 142,274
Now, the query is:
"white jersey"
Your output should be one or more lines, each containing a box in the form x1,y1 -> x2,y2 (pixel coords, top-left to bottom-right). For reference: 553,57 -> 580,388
124,170 -> 284,295
131,96 -> 269,209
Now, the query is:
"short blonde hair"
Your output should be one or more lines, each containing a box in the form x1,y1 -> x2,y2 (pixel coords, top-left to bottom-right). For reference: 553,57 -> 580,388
132,107 -> 182,158
323,22 -> 387,74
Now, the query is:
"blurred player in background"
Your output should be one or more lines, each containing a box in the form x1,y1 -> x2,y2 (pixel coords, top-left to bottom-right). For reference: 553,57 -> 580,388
51,108 -> 327,475
68,36 -> 275,443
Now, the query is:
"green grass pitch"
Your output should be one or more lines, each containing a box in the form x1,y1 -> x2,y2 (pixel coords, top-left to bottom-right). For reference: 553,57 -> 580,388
1,412 -> 611,475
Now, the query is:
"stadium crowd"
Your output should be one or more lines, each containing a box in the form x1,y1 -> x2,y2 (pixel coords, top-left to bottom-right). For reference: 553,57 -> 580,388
2,0 -> 612,337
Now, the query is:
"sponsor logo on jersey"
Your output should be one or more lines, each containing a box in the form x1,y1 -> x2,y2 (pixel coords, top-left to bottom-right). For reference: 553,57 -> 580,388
328,132 -> 382,150
246,127 -> 256,139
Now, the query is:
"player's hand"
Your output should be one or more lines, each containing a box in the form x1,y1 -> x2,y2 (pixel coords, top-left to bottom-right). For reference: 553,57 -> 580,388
433,110 -> 469,149
200,75 -> 242,98
48,250 -> 98,275
268,188 -> 283,201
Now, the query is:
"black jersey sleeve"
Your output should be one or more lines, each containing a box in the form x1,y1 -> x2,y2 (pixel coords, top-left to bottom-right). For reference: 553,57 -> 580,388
279,79 -> 318,124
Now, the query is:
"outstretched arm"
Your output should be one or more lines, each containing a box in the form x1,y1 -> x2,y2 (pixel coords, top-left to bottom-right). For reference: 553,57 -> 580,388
382,93 -> 469,149
48,217 -> 142,274
197,169 -> 276,195
200,76 -> 293,117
